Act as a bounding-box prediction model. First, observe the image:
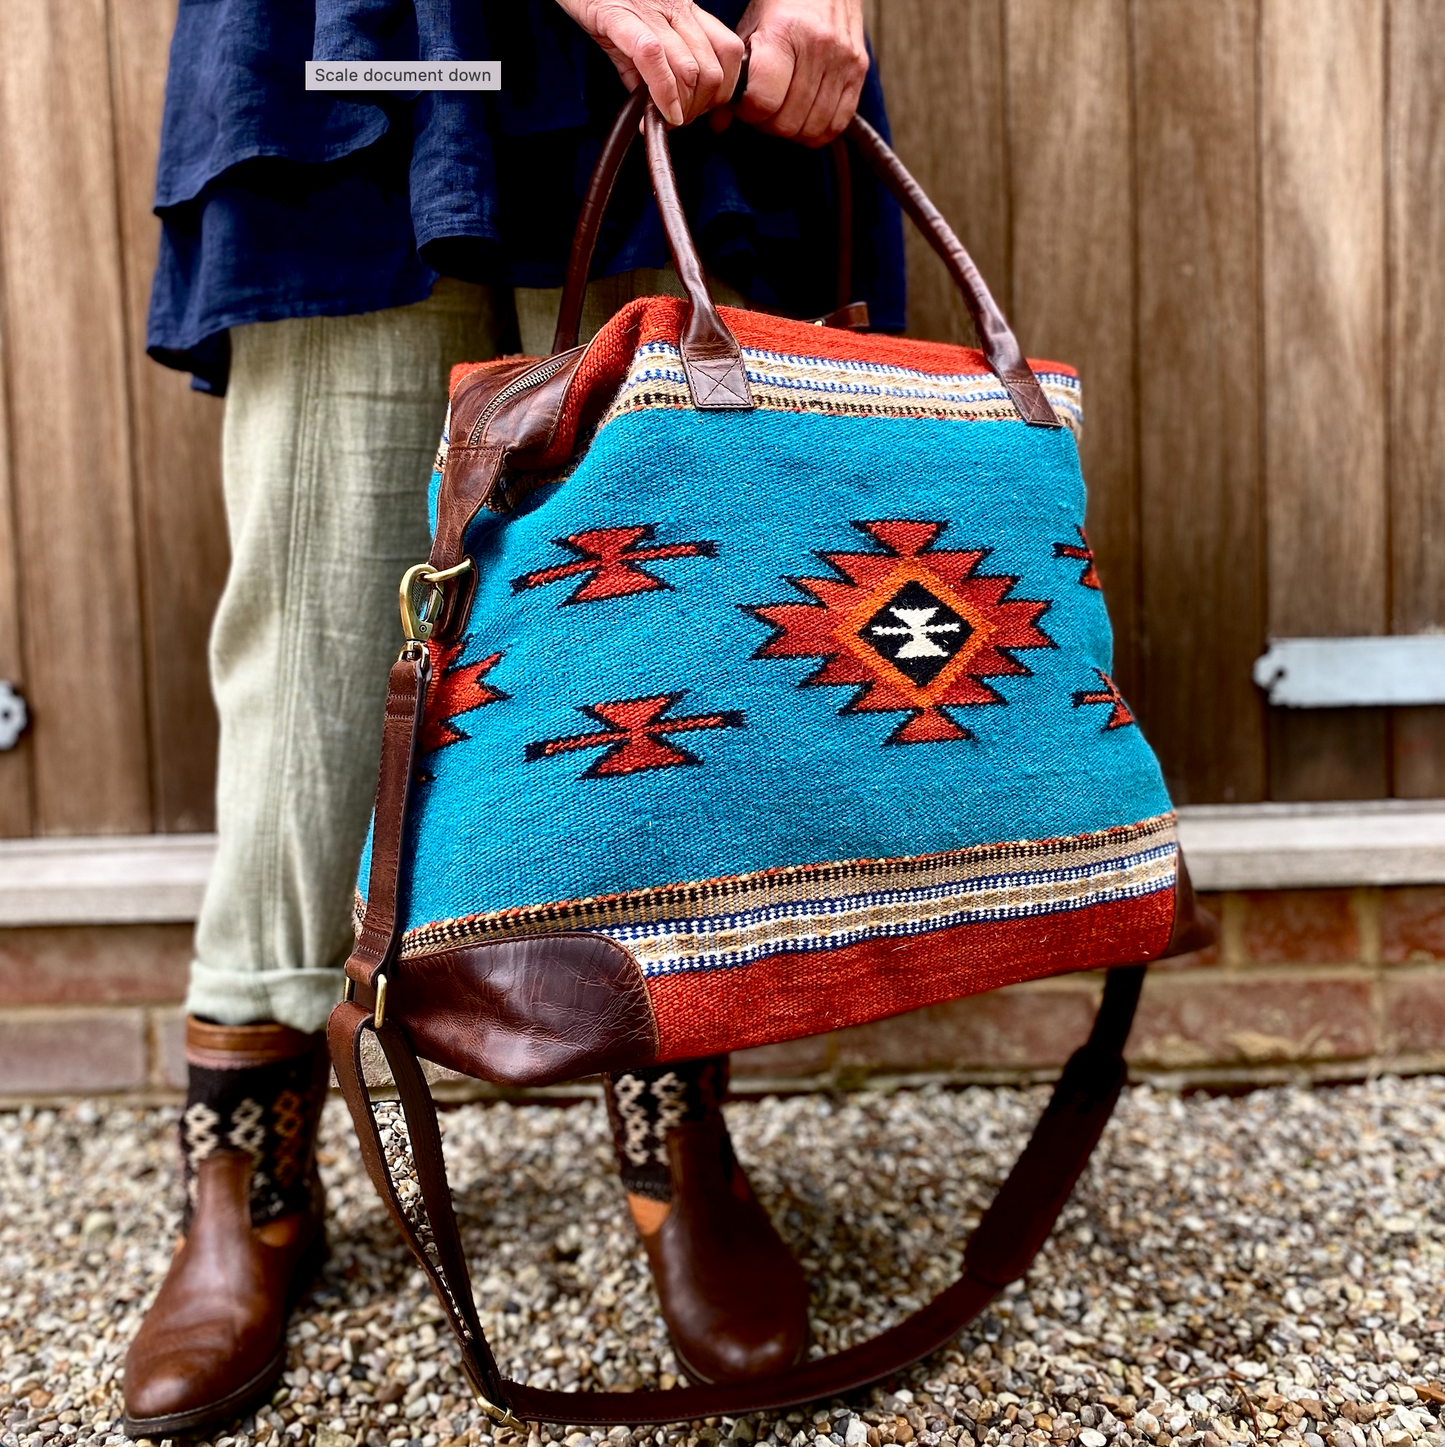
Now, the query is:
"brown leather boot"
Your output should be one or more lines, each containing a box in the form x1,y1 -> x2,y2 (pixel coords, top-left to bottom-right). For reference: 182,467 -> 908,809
123,1019 -> 329,1438
631,1118 -> 810,1385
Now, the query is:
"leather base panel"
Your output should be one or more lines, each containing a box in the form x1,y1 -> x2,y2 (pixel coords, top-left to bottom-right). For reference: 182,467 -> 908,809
374,933 -> 660,1086
373,854 -> 1211,1087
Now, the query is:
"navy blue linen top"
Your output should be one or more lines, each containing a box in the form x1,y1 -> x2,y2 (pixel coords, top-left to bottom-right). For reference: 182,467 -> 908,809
149,0 -> 906,394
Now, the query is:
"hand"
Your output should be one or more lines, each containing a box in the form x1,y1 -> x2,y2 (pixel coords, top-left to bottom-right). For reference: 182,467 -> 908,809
712,0 -> 868,146
555,0 -> 746,127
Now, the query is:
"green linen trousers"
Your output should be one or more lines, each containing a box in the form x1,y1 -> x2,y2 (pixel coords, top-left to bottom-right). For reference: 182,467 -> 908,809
188,270 -> 739,1033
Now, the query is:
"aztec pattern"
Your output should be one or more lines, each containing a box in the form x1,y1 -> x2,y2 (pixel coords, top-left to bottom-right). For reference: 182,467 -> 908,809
1053,527 -> 1102,589
1073,668 -> 1136,731
744,519 -> 1054,745
181,1046 -> 328,1226
525,691 -> 745,778
511,525 -> 718,604
369,299 -> 1177,1061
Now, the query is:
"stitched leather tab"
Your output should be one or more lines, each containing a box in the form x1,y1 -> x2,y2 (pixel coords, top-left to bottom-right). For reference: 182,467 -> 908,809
683,353 -> 754,411
1001,368 -> 1064,427
814,300 -> 871,330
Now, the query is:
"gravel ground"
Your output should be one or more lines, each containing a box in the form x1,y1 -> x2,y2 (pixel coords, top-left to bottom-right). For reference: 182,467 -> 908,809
2,1079 -> 1442,1447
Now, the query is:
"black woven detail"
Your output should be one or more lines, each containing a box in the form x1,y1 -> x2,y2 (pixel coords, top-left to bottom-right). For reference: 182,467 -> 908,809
179,1042 -> 328,1227
603,1055 -> 730,1201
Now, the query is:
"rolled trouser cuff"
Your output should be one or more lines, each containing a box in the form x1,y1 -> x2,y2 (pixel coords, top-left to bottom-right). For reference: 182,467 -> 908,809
185,962 -> 343,1037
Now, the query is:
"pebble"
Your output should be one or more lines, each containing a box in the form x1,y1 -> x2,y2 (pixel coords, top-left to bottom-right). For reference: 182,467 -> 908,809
0,1079 -> 1442,1447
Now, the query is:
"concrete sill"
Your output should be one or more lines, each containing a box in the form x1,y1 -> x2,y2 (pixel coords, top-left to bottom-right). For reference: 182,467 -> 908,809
1,799 -> 1443,927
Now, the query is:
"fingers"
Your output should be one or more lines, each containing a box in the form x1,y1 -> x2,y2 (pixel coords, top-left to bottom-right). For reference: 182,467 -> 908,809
733,0 -> 869,146
574,0 -> 745,127
734,29 -> 793,125
767,39 -> 827,141
693,7 -> 747,107
823,76 -> 862,145
659,3 -> 726,121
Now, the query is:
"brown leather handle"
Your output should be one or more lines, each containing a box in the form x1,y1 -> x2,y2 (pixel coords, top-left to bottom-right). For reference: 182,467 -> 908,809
552,97 -> 1058,427
552,92 -> 855,352
551,87 -> 650,356
641,103 -> 755,409
329,964 -> 1144,1425
844,115 -> 1058,427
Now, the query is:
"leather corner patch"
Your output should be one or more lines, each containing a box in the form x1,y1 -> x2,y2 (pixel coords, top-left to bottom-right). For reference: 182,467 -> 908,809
390,933 -> 660,1087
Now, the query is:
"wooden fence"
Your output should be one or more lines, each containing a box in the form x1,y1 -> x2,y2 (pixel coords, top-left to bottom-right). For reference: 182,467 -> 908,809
0,0 -> 1441,840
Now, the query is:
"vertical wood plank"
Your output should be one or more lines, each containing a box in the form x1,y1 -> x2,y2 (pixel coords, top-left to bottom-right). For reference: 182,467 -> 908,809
880,0 -> 1010,343
1261,0 -> 1389,800
1387,0 -> 1445,798
110,0 -> 226,832
1006,0 -> 1139,701
0,0 -> 153,834
1133,0 -> 1267,804
0,305 -> 34,835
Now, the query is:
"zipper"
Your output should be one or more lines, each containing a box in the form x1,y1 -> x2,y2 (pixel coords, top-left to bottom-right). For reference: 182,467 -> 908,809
465,352 -> 577,448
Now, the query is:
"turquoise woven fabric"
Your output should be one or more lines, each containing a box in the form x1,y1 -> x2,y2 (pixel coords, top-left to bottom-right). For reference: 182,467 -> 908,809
358,404 -> 1172,933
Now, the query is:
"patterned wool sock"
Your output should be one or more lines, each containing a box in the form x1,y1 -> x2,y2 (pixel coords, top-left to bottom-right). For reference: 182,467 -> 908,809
179,1018 -> 330,1228
603,1054 -> 731,1203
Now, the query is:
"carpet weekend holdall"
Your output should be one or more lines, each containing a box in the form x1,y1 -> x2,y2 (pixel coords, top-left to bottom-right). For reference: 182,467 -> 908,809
329,90 -> 1215,1426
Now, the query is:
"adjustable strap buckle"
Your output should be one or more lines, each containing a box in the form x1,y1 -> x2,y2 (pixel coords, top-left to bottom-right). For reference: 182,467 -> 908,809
472,1392 -> 525,1430
341,972 -> 389,1030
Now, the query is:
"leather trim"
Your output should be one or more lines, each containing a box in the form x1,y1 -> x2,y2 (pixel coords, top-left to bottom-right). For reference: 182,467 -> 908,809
1160,850 -> 1219,959
328,1003 -> 507,1404
554,92 -> 856,355
553,88 -> 651,355
430,348 -> 589,576
443,357 -> 540,449
364,933 -> 660,1087
812,300 -> 870,330
185,1017 -> 322,1070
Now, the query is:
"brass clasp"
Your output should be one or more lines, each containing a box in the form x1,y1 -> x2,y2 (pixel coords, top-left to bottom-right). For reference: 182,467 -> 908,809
472,1392 -> 525,1430
399,558 -> 474,653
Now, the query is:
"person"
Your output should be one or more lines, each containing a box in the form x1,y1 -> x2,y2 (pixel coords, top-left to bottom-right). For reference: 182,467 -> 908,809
122,1 -> 905,1436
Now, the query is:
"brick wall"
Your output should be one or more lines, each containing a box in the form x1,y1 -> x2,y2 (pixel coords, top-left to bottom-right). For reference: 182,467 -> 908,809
1,888 -> 1443,1100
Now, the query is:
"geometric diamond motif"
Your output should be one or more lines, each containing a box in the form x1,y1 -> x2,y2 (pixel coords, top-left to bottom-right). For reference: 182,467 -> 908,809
744,519 -> 1054,745
858,578 -> 973,687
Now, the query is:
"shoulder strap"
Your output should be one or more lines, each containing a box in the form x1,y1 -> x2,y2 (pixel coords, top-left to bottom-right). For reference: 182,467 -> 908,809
329,964 -> 1145,1426
346,651 -> 431,993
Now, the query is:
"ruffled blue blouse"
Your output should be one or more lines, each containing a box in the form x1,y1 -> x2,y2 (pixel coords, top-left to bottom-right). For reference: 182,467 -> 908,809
148,0 -> 905,393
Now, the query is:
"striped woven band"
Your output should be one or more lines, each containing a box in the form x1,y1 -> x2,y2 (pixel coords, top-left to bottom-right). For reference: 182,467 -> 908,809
387,813 -> 1176,975
600,341 -> 1084,434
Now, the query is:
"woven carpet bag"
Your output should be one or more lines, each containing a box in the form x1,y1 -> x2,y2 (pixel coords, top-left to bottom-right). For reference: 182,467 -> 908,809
330,94 -> 1215,1427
